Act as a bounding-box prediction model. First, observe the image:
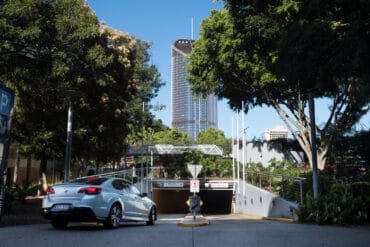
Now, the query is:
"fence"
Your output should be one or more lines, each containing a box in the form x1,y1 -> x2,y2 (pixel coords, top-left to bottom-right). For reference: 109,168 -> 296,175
243,170 -> 307,204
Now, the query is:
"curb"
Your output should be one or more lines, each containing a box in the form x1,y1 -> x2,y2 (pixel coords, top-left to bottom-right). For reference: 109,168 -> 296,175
178,214 -> 210,227
234,213 -> 295,223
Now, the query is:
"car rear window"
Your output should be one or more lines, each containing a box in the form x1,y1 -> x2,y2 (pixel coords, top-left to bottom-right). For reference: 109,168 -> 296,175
71,177 -> 108,185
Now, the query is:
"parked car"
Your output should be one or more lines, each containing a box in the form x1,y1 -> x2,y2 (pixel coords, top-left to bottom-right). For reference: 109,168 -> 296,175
42,177 -> 157,229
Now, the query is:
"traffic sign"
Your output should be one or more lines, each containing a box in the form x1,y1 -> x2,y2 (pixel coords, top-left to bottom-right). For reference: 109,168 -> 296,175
187,164 -> 202,178
0,84 -> 14,224
0,86 -> 14,138
186,197 -> 203,207
190,179 -> 200,193
0,88 -> 12,117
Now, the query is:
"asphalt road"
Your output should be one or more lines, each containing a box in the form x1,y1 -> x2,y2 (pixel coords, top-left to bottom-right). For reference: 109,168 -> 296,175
1,214 -> 369,247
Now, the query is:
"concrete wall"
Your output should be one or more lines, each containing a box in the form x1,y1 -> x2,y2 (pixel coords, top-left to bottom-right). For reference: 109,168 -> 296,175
233,141 -> 304,167
234,180 -> 297,219
6,157 -> 64,186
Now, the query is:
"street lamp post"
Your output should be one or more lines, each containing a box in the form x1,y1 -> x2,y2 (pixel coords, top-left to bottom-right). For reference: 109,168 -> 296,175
64,99 -> 73,183
63,90 -> 82,183
309,93 -> 319,198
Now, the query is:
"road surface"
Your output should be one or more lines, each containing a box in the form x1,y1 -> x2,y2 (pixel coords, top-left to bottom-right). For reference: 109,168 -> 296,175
1,214 -> 369,247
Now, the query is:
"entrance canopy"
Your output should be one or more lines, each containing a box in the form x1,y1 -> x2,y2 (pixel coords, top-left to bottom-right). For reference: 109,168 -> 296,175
127,144 -> 223,156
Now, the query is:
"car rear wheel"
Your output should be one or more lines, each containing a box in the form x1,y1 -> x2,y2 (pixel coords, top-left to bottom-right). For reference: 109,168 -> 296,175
146,207 -> 156,225
104,203 -> 122,228
51,217 -> 69,229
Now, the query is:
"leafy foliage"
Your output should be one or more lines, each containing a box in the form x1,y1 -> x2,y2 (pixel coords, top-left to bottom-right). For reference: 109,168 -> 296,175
153,128 -> 192,145
0,0 -> 163,180
149,128 -> 232,178
197,128 -> 231,154
5,182 -> 39,204
187,0 -> 370,170
327,130 -> 370,166
296,181 -> 370,224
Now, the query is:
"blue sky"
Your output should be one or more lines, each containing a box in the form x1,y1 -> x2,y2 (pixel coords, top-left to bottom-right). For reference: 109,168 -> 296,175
86,0 -> 369,139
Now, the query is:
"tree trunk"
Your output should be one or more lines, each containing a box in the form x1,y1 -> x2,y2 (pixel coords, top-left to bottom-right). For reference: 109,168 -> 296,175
96,160 -> 100,175
38,156 -> 48,195
26,156 -> 31,184
317,146 -> 328,170
267,94 -> 329,170
12,153 -> 19,185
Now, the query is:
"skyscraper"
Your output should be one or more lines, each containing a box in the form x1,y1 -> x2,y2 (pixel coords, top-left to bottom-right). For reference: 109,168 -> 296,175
171,38 -> 217,140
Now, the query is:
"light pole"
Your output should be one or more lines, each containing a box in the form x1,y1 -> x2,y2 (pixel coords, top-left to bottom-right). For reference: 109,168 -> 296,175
63,90 -> 82,183
309,93 -> 319,198
141,102 -> 144,193
64,99 -> 73,183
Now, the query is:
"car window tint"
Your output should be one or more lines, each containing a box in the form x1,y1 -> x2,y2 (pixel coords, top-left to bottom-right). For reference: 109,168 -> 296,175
112,180 -> 124,190
122,184 -> 130,193
129,185 -> 141,195
72,177 -> 108,185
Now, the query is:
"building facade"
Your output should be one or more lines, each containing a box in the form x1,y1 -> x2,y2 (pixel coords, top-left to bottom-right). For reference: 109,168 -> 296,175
171,38 -> 217,140
232,140 -> 304,167
264,126 -> 289,141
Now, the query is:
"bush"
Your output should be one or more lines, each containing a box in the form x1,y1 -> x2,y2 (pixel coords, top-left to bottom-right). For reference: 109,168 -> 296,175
5,182 -> 39,204
295,181 -> 370,224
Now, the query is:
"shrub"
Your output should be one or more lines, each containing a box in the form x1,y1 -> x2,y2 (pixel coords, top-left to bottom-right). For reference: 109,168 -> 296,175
5,182 -> 39,204
295,181 -> 370,224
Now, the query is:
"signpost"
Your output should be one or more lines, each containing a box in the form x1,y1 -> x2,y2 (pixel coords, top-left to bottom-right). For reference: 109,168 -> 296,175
187,164 -> 202,178
0,87 -> 13,137
187,164 -> 203,220
0,85 -> 15,224
190,179 -> 200,193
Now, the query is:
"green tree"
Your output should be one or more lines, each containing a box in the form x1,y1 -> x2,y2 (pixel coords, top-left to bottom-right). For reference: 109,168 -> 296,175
71,23 -> 137,168
328,129 -> 370,166
124,35 -> 164,146
1,0 -> 163,186
1,0 -> 101,186
187,0 -> 370,170
197,128 -> 231,154
153,128 -> 193,145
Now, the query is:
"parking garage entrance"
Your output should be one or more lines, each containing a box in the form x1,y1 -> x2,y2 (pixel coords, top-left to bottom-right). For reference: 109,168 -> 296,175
149,179 -> 235,214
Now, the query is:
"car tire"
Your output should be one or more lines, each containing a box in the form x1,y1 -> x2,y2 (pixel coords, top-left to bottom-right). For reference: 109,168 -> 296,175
104,203 -> 122,229
146,207 -> 156,226
51,218 -> 69,229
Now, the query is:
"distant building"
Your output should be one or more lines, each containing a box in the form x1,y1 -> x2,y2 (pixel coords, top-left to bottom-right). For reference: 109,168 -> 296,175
232,140 -> 304,167
264,126 -> 289,141
171,38 -> 217,139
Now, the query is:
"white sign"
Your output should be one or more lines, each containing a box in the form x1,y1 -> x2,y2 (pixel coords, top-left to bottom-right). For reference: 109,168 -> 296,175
205,182 -> 229,188
162,182 -> 184,188
187,164 -> 203,178
190,179 -> 200,193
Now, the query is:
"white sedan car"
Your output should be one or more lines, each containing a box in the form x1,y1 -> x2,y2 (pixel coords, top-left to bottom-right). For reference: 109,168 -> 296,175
42,177 -> 156,229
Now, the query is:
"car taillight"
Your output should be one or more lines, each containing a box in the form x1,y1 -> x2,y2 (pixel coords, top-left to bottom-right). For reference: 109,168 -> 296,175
45,188 -> 55,195
78,187 -> 102,194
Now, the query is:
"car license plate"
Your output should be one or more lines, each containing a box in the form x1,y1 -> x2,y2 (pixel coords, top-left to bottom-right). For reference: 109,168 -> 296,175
51,204 -> 71,212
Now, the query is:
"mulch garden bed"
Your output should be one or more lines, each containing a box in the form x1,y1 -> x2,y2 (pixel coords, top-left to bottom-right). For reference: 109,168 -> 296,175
1,197 -> 49,226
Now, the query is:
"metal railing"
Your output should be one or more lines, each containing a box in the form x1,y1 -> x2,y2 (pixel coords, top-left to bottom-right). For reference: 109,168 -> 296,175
241,170 -> 307,204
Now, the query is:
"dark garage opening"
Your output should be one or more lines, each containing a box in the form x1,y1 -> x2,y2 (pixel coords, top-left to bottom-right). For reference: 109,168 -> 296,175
153,189 -> 233,214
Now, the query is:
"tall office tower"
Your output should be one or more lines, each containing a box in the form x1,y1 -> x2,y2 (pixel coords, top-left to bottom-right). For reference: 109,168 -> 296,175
171,38 -> 218,140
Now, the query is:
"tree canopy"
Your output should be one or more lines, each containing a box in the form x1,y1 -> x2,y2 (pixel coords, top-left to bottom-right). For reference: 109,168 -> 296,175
187,0 -> 370,170
0,0 -> 163,181
153,128 -> 192,145
197,128 -> 231,154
